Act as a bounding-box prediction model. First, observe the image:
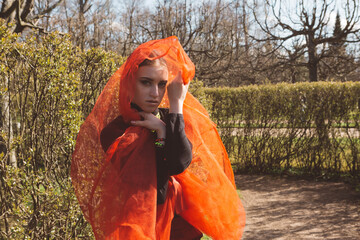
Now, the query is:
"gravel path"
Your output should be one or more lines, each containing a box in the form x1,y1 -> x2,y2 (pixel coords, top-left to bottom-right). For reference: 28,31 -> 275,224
235,174 -> 360,240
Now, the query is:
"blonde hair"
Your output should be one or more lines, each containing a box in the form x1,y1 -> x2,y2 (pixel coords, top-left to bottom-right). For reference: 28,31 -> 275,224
139,50 -> 167,67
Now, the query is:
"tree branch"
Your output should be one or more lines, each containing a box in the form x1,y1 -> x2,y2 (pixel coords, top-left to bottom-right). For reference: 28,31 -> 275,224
0,0 -> 17,19
39,0 -> 64,16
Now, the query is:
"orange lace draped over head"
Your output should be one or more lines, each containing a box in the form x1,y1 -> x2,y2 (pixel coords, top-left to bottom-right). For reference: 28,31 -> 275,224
71,36 -> 245,240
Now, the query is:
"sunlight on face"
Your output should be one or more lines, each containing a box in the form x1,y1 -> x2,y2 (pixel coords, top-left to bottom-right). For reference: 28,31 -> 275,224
132,64 -> 168,113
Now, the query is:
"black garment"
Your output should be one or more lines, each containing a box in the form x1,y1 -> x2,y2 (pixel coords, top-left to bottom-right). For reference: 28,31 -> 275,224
100,108 -> 192,204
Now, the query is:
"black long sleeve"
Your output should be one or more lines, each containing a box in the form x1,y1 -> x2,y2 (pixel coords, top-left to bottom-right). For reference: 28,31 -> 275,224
165,113 -> 192,175
156,111 -> 193,204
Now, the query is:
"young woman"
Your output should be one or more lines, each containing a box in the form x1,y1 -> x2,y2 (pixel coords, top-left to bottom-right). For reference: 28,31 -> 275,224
71,36 -> 246,240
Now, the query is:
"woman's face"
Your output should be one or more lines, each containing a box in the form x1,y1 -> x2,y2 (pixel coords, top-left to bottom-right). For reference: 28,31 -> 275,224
133,64 -> 168,113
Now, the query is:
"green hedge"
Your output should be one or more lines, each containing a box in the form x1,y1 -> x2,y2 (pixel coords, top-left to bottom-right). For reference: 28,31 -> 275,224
0,22 -> 124,239
203,82 -> 360,178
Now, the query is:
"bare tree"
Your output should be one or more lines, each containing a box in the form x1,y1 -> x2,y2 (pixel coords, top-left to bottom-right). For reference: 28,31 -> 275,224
250,0 -> 360,82
49,0 -> 119,51
0,0 -> 63,33
118,0 -> 139,55
137,0 -> 252,86
319,12 -> 358,81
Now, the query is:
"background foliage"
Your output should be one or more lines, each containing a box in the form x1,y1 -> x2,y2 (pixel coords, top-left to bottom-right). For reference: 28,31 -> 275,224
202,82 -> 360,179
1,0 -> 360,86
0,22 -> 123,239
1,19 -> 359,238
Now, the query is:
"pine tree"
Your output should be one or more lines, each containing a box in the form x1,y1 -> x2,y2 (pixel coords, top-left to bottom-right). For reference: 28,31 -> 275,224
321,12 -> 356,81
331,13 -> 345,49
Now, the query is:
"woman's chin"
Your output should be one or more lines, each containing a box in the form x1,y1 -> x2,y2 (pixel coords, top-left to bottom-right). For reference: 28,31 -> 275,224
142,106 -> 158,113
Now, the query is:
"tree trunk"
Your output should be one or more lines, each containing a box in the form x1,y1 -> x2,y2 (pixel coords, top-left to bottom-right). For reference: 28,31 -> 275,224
242,0 -> 249,53
3,76 -> 17,167
79,0 -> 86,50
0,0 -> 17,30
307,33 -> 318,82
308,59 -> 318,82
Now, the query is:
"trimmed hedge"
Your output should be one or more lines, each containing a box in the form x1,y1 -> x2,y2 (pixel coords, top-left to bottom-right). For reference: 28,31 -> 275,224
202,82 -> 360,178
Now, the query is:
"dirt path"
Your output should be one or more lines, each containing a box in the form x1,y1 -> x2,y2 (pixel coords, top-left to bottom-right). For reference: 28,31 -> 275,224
235,174 -> 360,240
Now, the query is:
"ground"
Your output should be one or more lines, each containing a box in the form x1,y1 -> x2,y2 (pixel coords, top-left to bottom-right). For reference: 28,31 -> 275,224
235,174 -> 360,240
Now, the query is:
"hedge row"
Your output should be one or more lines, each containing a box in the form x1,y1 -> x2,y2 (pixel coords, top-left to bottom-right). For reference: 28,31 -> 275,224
0,23 -> 123,239
202,82 -> 360,178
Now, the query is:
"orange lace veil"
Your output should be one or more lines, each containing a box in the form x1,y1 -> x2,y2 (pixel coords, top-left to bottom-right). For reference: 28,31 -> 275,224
71,36 -> 245,239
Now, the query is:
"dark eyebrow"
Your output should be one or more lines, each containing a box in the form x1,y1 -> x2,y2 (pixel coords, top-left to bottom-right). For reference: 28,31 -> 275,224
139,77 -> 168,82
139,77 -> 154,81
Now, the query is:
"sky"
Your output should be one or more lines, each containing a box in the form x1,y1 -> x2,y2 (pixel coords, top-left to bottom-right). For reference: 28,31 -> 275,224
271,0 -> 354,28
113,0 -> 355,28
111,0 -> 359,42
262,0 -> 360,50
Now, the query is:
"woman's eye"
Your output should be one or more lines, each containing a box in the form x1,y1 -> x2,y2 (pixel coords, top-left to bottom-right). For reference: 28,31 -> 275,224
159,82 -> 167,88
141,80 -> 151,86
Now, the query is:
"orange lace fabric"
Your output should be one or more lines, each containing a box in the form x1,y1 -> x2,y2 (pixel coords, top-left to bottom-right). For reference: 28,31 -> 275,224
71,36 -> 246,239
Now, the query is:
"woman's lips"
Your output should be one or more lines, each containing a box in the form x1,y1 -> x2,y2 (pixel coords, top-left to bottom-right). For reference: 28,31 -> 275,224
146,100 -> 159,105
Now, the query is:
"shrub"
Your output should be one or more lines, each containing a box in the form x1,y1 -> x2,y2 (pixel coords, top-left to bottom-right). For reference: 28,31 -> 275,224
203,82 -> 360,179
0,21 -> 124,239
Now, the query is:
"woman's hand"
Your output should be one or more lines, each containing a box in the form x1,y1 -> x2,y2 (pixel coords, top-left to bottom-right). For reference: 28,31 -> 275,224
167,71 -> 189,114
131,112 -> 166,138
